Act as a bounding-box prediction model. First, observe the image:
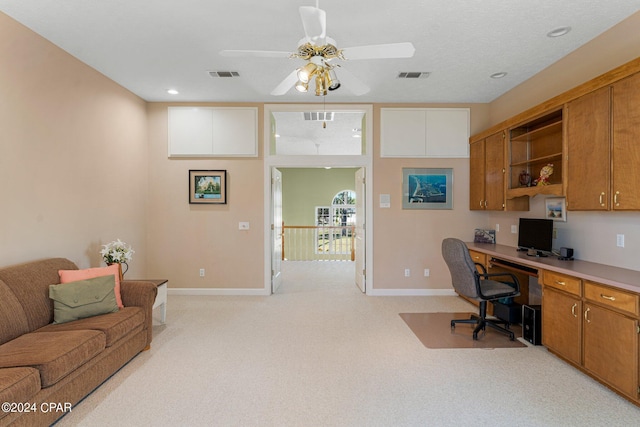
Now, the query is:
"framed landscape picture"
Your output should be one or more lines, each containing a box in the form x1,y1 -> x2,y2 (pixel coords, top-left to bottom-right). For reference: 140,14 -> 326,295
402,168 -> 453,209
189,170 -> 227,204
545,197 -> 566,221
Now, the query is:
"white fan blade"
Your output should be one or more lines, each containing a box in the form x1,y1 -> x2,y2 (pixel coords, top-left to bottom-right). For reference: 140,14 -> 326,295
341,42 -> 416,60
336,68 -> 370,96
270,69 -> 299,96
299,6 -> 326,45
220,50 -> 291,58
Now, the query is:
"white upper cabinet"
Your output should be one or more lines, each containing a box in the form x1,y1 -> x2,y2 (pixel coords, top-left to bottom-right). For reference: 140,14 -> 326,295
380,108 -> 470,158
168,107 -> 258,157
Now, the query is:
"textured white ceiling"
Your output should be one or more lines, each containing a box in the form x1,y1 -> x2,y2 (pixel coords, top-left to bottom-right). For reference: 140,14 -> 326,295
1,0 -> 640,103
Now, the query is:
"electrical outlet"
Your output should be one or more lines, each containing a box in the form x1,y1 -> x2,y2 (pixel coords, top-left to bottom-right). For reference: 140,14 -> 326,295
424,269 -> 430,277
199,268 -> 205,277
511,225 -> 517,234
495,224 -> 500,232
404,268 -> 410,277
617,234 -> 625,248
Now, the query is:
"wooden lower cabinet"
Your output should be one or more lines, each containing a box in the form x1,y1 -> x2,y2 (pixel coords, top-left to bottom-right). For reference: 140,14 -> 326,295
542,287 -> 581,366
583,303 -> 639,398
542,270 -> 640,403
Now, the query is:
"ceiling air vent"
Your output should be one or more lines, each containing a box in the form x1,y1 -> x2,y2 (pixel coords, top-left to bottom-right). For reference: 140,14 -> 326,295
208,71 -> 240,78
304,112 -> 334,121
397,72 -> 430,79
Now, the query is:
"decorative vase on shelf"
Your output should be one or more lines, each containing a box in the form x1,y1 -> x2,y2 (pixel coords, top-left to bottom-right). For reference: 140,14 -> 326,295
519,170 -> 531,187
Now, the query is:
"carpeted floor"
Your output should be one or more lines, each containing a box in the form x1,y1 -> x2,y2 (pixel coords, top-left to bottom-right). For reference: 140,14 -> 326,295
399,312 -> 526,349
54,261 -> 640,426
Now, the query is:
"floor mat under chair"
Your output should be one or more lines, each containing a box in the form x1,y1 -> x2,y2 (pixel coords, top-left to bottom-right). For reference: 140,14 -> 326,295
399,312 -> 527,349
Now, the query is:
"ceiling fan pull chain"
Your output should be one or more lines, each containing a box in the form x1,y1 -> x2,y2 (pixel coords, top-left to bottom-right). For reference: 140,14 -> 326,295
323,95 -> 327,128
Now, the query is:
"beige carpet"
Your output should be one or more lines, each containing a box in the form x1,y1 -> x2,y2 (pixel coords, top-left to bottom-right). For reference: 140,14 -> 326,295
400,312 -> 526,349
54,262 -> 640,426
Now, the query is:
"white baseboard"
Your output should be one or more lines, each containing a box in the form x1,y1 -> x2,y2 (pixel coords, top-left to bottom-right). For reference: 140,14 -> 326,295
168,288 -> 270,296
168,288 -> 456,297
367,289 -> 457,297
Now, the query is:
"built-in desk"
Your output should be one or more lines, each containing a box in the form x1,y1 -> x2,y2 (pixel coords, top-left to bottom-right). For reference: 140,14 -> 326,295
466,243 -> 640,407
467,242 -> 640,294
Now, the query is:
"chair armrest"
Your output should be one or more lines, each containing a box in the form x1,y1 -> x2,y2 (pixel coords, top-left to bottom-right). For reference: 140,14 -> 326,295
120,280 -> 158,348
474,262 -> 487,274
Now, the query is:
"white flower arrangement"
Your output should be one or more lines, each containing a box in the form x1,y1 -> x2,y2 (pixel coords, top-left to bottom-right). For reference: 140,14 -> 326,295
100,239 -> 134,265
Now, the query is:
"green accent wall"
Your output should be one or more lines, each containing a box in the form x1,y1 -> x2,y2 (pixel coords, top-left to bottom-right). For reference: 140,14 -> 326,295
281,168 -> 359,226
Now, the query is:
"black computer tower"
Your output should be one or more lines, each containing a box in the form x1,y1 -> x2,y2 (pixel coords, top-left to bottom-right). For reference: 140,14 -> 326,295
493,301 -> 522,324
522,304 -> 542,345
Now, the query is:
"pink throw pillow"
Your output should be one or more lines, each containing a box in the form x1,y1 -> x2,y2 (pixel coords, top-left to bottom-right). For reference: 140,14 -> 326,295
59,264 -> 123,308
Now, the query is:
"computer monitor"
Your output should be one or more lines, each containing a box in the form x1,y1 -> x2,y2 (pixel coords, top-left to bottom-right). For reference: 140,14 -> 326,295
518,218 -> 553,256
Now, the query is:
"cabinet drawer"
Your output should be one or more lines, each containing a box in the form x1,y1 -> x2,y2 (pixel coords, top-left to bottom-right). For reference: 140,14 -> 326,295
584,281 -> 639,316
542,271 -> 581,296
468,250 -> 487,265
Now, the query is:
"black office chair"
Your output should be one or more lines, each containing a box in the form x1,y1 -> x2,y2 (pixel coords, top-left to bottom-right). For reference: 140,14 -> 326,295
441,238 -> 521,340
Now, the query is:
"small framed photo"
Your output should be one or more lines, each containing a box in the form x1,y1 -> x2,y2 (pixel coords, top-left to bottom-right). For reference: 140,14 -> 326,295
402,168 -> 453,209
545,197 -> 566,221
189,170 -> 227,204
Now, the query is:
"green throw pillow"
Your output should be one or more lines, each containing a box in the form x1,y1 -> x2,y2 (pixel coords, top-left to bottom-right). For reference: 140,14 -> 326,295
49,275 -> 119,324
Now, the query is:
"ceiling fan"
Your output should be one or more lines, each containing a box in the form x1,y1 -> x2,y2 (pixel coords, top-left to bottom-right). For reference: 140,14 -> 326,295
220,1 -> 415,96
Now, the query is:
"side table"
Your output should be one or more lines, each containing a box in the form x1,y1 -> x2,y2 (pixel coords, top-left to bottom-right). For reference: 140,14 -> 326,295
145,279 -> 168,324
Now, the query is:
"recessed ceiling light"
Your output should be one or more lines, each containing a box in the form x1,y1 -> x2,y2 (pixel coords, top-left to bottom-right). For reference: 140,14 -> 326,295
547,26 -> 571,38
490,72 -> 507,79
167,89 -> 179,95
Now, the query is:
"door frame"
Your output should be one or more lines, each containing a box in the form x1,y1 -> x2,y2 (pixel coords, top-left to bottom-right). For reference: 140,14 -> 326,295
263,103 -> 374,294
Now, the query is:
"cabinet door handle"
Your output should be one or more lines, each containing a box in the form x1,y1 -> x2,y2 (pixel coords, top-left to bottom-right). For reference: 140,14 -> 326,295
600,294 -> 616,301
614,191 -> 620,207
584,307 -> 591,323
555,280 -> 566,286
480,200 -> 484,208
484,200 -> 488,208
571,303 -> 577,317
599,192 -> 605,207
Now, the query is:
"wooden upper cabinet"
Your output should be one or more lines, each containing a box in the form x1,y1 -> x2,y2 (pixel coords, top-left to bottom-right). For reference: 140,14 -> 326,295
566,87 -> 611,210
471,58 -> 640,212
612,72 -> 640,210
469,131 -> 506,211
566,72 -> 640,211
484,131 -> 506,210
469,139 -> 486,210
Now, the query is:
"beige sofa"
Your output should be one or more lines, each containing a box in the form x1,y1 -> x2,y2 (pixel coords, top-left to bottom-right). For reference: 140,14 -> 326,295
0,258 -> 157,427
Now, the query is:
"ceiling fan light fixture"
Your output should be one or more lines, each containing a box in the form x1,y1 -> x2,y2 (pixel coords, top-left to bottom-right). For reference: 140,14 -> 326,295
326,69 -> 340,91
295,80 -> 309,92
315,74 -> 327,96
297,62 -> 318,83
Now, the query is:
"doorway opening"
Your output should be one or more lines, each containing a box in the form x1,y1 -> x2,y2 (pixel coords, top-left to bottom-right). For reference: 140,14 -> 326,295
274,167 -> 364,294
264,104 -> 373,296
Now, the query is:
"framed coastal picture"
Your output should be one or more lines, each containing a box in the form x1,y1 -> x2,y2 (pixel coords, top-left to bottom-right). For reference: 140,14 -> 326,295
545,197 -> 566,221
402,168 -> 453,209
189,170 -> 227,204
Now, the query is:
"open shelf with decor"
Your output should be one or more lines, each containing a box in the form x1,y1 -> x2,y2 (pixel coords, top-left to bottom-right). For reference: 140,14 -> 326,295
507,109 -> 563,199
